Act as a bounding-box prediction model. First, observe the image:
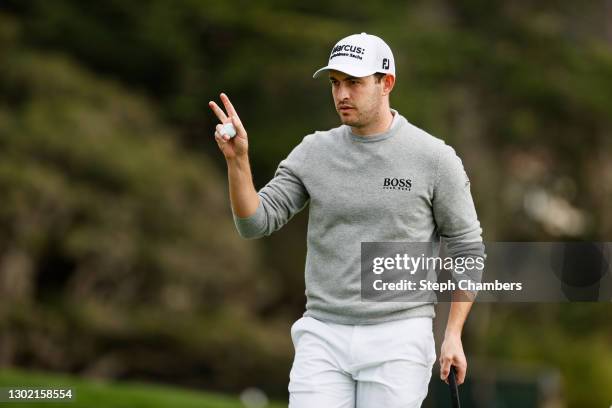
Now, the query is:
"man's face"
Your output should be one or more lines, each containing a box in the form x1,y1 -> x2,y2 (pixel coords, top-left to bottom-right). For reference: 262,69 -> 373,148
329,71 -> 385,129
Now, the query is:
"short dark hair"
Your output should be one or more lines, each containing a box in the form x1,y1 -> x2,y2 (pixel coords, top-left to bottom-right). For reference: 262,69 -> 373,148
374,72 -> 386,83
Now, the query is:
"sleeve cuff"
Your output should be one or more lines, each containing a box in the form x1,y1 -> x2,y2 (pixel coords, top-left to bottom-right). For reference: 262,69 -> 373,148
232,200 -> 267,239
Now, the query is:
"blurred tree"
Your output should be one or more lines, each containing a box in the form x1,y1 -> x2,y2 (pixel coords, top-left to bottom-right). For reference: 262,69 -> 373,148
0,12 -> 294,395
0,29 -> 257,311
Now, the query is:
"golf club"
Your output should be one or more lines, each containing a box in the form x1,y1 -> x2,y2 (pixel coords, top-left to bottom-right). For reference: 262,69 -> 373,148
448,365 -> 461,408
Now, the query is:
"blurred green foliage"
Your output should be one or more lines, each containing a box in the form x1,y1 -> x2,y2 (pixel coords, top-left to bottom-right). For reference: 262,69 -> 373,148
0,368 -> 285,408
477,303 -> 612,407
0,1 -> 611,406
0,15 -> 258,312
0,10 -> 290,396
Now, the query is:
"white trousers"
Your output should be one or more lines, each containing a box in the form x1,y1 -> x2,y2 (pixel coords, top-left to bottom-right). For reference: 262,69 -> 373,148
288,316 -> 436,408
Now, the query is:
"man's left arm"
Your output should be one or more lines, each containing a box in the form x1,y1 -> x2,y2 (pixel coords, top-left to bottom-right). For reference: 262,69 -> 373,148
432,144 -> 485,386
439,291 -> 473,385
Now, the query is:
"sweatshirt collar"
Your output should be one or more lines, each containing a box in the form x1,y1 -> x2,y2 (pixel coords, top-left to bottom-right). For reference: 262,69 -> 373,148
348,109 -> 401,143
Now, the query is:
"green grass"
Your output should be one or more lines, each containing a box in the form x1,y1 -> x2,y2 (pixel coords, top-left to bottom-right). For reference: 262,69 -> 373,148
0,369 -> 285,408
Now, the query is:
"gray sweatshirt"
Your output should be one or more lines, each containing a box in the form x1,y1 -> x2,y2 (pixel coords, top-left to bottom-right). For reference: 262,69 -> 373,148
234,110 -> 484,324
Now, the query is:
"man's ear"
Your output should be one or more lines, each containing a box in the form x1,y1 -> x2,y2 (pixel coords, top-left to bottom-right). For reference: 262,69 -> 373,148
382,74 -> 395,96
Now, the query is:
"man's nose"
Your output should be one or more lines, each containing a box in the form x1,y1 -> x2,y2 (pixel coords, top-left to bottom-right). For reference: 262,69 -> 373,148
336,84 -> 350,101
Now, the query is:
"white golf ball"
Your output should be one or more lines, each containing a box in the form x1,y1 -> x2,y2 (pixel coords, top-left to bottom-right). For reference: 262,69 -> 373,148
221,123 -> 236,138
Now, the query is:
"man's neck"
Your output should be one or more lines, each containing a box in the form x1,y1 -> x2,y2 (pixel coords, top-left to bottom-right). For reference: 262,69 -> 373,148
351,109 -> 394,136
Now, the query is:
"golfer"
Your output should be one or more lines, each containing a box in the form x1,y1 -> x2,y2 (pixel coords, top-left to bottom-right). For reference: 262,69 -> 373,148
209,33 -> 484,408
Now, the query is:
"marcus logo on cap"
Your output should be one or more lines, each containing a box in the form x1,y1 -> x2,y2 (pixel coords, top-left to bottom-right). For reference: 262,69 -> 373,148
313,32 -> 395,79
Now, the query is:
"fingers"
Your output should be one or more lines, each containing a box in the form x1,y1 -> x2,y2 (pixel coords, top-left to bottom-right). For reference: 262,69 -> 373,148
210,94 -> 244,136
214,131 -> 231,155
220,93 -> 238,118
230,115 -> 246,137
214,132 -> 223,145
215,124 -> 231,142
440,359 -> 467,385
214,129 -> 224,145
456,364 -> 467,385
210,94 -> 246,154
209,101 -> 228,123
439,357 -> 451,384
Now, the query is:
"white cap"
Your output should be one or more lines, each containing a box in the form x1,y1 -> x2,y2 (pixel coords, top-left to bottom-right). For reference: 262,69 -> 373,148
313,32 -> 395,79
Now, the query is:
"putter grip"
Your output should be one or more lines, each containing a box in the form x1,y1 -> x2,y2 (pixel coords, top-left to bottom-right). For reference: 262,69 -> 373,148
448,366 -> 461,408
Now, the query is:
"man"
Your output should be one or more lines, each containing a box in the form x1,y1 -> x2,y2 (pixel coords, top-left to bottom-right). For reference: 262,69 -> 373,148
209,33 -> 484,408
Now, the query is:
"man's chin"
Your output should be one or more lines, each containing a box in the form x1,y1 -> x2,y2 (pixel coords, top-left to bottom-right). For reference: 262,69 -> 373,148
338,116 -> 360,127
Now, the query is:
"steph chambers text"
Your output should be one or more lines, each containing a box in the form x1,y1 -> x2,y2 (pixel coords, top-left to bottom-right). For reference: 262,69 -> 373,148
372,279 -> 522,292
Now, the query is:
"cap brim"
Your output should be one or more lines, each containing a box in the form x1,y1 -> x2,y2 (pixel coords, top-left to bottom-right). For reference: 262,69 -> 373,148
312,64 -> 377,79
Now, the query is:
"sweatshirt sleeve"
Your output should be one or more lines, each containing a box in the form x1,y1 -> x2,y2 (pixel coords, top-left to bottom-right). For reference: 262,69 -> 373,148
233,136 -> 312,239
432,145 -> 485,284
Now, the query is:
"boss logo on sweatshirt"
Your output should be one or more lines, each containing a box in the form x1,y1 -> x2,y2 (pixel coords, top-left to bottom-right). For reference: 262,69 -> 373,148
382,177 -> 412,191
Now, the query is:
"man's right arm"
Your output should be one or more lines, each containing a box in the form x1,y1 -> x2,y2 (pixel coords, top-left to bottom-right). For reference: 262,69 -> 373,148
209,93 -> 259,218
226,155 -> 259,218
209,93 -> 310,239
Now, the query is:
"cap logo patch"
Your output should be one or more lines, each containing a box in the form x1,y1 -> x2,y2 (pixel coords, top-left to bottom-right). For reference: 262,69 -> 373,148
382,58 -> 389,70
330,43 -> 365,61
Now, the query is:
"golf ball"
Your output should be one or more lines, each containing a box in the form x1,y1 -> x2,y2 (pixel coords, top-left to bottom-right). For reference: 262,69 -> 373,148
221,123 -> 236,138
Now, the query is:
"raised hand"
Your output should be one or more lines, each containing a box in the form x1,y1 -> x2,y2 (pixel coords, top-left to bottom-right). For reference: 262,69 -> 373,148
209,93 -> 248,160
